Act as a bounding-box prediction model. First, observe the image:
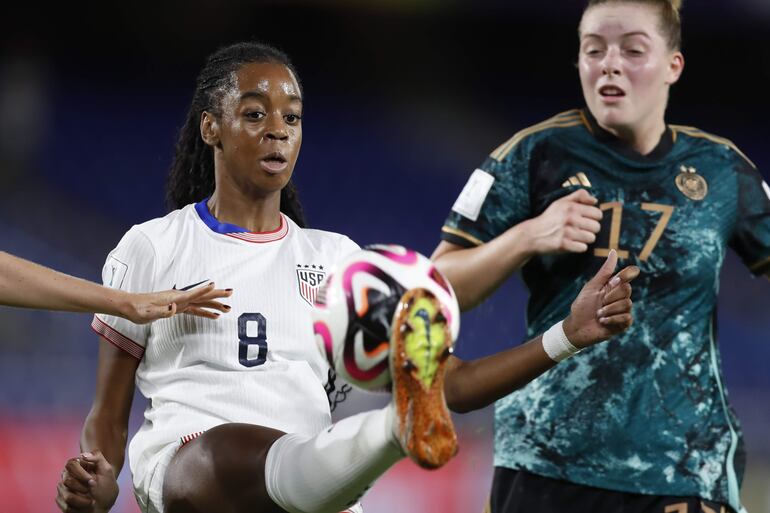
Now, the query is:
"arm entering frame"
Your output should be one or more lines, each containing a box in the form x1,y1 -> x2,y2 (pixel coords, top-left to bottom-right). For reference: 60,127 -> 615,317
0,251 -> 232,324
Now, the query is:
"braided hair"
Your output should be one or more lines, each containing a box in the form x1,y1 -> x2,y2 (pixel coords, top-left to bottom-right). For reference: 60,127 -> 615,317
166,41 -> 307,227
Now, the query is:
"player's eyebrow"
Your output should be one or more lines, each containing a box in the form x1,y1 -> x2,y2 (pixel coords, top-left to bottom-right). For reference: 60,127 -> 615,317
582,31 -> 651,40
240,91 -> 302,103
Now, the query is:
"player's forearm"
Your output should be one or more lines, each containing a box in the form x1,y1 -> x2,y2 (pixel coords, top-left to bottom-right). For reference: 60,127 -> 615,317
443,336 -> 555,413
433,224 -> 534,311
0,251 -> 129,316
80,411 -> 128,477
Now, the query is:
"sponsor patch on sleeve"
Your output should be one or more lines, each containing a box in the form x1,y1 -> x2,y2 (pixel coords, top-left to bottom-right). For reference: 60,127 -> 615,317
451,169 -> 495,222
104,255 -> 129,290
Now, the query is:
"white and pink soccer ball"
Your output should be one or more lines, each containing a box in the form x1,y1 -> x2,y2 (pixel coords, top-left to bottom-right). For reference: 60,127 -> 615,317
312,244 -> 460,391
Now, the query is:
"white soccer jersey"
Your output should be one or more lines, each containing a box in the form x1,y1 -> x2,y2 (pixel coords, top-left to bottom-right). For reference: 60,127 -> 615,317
91,200 -> 359,486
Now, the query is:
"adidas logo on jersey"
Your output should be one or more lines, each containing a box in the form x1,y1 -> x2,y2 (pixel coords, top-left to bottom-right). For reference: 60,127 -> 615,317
296,264 -> 326,306
561,172 -> 592,188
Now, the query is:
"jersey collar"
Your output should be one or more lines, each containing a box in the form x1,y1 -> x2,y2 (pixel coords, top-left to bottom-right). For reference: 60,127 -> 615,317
194,199 -> 289,243
582,108 -> 675,162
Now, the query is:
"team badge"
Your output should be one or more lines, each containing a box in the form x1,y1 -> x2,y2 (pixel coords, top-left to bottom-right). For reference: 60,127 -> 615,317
296,264 -> 326,306
675,165 -> 708,201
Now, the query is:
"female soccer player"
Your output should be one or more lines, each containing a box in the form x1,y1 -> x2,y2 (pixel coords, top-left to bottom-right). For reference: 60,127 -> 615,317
55,41 -> 638,513
433,1 -> 770,512
0,251 -> 230,323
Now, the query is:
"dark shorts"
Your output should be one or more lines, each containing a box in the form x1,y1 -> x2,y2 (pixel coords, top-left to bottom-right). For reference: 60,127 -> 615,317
490,468 -> 733,513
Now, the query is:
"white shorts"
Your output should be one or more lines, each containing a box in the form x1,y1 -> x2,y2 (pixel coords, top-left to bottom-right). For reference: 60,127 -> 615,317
131,432 -> 364,513
132,439 -> 183,513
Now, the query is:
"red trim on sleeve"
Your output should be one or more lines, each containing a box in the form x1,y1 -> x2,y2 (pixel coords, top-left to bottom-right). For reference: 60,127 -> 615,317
91,316 -> 145,359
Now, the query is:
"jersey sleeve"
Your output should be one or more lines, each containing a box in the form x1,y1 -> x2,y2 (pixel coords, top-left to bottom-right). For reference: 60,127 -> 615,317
729,160 -> 770,277
90,227 -> 157,358
441,142 -> 532,248
337,235 -> 361,261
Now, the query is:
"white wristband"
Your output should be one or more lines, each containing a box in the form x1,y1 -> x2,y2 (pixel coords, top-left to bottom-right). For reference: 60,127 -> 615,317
542,320 -> 580,362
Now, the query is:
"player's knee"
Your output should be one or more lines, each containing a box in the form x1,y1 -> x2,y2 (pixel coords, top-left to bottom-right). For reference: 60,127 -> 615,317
164,424 -> 285,513
205,423 -> 281,480
163,441 -> 225,513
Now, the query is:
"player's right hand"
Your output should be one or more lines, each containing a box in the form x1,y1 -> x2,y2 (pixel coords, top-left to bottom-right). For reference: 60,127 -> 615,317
123,282 -> 233,324
56,451 -> 118,513
563,249 -> 640,348
521,188 -> 603,255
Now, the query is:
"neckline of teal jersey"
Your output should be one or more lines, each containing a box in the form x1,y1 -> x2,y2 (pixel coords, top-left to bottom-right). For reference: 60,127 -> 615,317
581,108 -> 677,165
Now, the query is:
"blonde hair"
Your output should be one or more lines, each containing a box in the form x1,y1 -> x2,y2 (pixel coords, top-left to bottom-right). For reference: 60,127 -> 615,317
581,0 -> 683,50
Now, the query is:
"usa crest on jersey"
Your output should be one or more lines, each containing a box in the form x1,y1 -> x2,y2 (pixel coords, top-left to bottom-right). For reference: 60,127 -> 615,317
296,264 -> 326,306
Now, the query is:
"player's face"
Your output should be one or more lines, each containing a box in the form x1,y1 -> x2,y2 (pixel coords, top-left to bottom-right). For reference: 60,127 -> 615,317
578,3 -> 683,135
216,62 -> 303,195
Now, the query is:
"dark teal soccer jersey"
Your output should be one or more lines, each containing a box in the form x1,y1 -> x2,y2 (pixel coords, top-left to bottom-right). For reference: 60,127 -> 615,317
442,109 -> 770,510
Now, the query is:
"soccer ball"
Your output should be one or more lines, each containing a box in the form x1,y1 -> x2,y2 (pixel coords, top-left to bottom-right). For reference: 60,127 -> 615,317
312,244 -> 460,391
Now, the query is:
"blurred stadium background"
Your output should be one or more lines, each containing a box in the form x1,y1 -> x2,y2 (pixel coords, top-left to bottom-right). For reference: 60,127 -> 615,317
1,1 -> 769,511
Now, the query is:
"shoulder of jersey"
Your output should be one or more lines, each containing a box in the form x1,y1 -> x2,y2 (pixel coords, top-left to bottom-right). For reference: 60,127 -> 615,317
126,204 -> 192,244
489,109 -> 588,162
294,223 -> 359,252
670,123 -> 756,169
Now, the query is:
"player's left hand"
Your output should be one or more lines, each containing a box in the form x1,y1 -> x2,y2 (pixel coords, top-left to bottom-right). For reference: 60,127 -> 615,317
563,249 -> 640,348
56,451 -> 118,513
79,451 -> 119,513
56,455 -> 96,512
121,282 -> 233,324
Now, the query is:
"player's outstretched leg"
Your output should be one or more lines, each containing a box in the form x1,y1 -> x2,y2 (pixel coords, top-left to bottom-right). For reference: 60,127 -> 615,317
390,287 -> 458,469
262,287 -> 458,513
164,288 -> 458,513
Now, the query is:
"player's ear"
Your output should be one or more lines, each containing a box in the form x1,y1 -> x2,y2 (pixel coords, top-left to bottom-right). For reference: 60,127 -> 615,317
665,51 -> 684,85
200,111 -> 220,147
